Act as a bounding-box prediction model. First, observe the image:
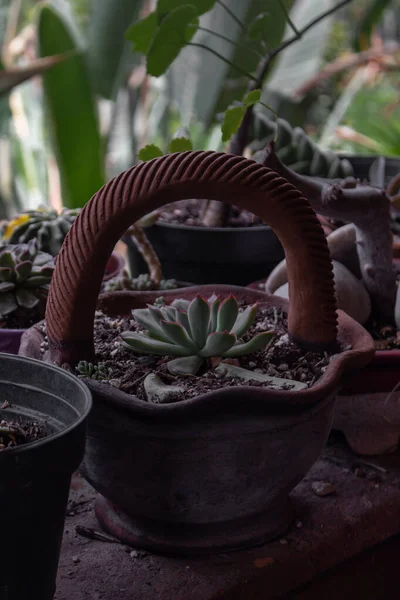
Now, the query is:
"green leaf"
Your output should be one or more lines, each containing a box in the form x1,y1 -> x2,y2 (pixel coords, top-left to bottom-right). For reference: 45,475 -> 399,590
167,355 -> 204,376
221,104 -> 246,142
120,331 -> 193,356
168,137 -> 193,153
216,295 -> 238,332
352,0 -> 392,52
37,4 -> 105,209
88,0 -> 146,99
125,12 -> 158,55
188,295 -> 211,348
199,331 -> 236,357
0,281 -> 13,292
247,11 -> 270,42
15,261 -> 32,283
0,252 -> 14,269
132,306 -> 169,341
147,6 -> 199,77
0,292 -> 17,316
231,304 -> 257,338
224,331 -> 275,357
138,144 -> 164,161
16,288 -> 39,309
160,320 -> 198,350
243,89 -> 261,106
157,0 -> 216,17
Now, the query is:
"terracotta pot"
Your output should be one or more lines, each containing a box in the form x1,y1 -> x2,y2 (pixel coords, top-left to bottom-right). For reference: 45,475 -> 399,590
19,151 -> 374,554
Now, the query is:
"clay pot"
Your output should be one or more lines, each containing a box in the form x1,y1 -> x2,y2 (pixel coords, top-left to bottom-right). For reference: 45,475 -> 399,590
19,151 -> 374,554
103,251 -> 125,282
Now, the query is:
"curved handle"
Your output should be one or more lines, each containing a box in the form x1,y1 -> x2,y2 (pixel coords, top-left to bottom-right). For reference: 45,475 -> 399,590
46,151 -> 337,364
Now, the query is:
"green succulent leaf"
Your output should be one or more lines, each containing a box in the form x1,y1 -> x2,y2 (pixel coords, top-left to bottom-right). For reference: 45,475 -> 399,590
0,282 -> 14,293
160,320 -> 198,351
171,298 -> 190,312
209,296 -> 221,332
223,331 -> 275,358
188,295 -> 210,348
0,267 -> 13,282
0,252 -> 14,269
15,261 -> 32,283
22,276 -> 53,288
138,144 -> 164,162
132,307 -> 170,342
231,304 -> 258,338
120,332 -> 193,356
175,309 -> 190,331
126,13 -> 158,55
16,289 -> 39,309
216,295 -> 238,333
199,331 -> 236,358
0,292 -> 18,316
146,6 -> 199,77
167,355 -> 204,376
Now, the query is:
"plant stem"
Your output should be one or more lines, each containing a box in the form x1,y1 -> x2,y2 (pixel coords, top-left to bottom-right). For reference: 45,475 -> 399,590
277,0 -> 300,37
197,26 -> 264,58
215,0 -> 245,31
189,43 -> 258,82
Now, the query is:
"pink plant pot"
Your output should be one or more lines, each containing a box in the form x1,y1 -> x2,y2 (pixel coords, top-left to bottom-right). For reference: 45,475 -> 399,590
104,251 -> 125,282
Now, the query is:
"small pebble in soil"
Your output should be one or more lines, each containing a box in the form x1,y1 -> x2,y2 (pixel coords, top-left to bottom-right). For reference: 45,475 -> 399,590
311,481 -> 336,497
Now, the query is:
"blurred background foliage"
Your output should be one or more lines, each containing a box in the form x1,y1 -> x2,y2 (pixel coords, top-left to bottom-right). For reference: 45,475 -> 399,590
0,0 -> 399,218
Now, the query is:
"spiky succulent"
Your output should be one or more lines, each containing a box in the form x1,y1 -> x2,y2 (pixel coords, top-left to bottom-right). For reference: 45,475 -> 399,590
76,361 -> 113,381
120,294 -> 275,375
0,240 -> 55,319
1,207 -> 80,256
104,270 -> 178,293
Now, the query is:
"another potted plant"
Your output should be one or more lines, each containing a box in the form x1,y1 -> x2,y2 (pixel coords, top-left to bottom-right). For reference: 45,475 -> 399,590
1,207 -> 124,281
259,145 -> 400,455
0,352 -> 91,600
20,151 -> 374,554
0,240 -> 55,353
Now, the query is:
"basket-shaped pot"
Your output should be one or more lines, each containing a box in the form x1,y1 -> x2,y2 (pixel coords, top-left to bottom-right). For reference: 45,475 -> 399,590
20,151 -> 374,554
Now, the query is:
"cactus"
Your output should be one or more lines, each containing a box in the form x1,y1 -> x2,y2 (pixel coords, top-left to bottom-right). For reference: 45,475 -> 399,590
252,116 -> 354,179
1,207 -> 80,256
0,240 -> 55,322
104,270 -> 178,293
120,294 -> 275,375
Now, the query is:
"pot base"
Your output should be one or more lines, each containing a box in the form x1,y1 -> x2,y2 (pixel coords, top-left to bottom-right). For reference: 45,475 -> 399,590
95,494 -> 294,556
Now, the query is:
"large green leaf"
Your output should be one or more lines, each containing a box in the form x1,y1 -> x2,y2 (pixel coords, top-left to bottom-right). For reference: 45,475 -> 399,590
353,0 -> 392,52
263,0 -> 335,102
146,5 -> 199,77
37,4 -> 105,209
167,0 -> 291,127
88,0 -> 145,99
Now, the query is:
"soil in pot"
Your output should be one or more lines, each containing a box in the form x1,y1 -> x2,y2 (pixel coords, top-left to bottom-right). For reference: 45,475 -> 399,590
0,416 -> 46,451
39,303 -> 344,401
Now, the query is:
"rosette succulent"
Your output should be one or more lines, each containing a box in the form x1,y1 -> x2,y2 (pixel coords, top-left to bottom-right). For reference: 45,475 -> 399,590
120,294 -> 274,375
0,241 -> 55,322
1,207 -> 80,256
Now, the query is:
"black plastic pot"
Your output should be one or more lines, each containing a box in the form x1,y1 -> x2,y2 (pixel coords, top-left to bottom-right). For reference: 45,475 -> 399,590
123,223 -> 284,286
0,354 -> 92,600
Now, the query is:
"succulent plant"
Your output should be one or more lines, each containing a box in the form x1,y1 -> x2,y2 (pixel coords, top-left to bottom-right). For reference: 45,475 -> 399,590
1,207 -> 80,256
120,294 -> 275,375
76,361 -> 113,381
0,240 -> 55,320
104,270 -> 178,293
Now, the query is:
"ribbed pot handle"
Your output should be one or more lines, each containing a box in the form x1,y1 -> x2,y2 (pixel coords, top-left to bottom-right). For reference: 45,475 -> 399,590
45,151 -> 337,364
